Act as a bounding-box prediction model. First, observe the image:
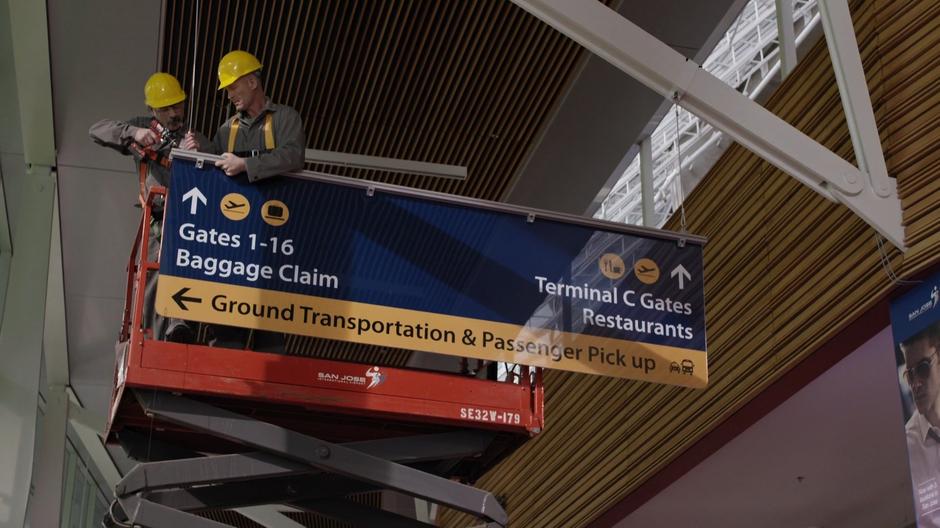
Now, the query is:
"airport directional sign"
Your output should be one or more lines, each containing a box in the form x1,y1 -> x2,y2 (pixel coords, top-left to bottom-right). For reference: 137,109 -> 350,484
156,155 -> 708,387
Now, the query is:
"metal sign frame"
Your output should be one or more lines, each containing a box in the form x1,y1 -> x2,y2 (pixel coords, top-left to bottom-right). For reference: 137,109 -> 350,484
171,149 -> 706,247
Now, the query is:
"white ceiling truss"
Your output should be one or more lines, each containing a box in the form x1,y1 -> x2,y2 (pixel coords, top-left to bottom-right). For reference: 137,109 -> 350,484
598,0 -> 821,227
514,0 -> 905,250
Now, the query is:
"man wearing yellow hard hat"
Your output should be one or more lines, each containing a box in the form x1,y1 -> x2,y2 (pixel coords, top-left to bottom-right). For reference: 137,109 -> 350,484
210,50 -> 305,182
89,72 -> 211,344
206,50 -> 306,351
90,72 -> 210,197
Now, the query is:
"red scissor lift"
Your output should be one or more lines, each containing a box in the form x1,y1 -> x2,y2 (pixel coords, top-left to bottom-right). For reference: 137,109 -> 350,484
106,188 -> 544,528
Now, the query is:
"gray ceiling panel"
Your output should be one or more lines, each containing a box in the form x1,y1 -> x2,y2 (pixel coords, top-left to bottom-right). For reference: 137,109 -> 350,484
621,0 -> 748,53
504,57 -> 664,213
66,294 -> 124,389
48,0 -> 161,173
57,165 -> 138,299
69,379 -> 115,427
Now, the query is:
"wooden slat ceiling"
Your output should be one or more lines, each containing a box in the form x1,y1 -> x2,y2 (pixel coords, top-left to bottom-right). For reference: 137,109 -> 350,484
159,0 -> 940,527
161,0 -> 603,197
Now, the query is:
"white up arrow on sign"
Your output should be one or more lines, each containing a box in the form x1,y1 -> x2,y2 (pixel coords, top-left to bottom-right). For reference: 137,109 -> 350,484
670,264 -> 691,290
182,187 -> 207,215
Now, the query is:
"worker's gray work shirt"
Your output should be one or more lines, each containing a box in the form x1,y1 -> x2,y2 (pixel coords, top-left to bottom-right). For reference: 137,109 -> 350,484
212,99 -> 306,182
89,116 -> 211,191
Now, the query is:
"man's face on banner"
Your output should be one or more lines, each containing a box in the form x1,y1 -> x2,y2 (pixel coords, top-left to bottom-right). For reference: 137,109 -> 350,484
904,335 -> 940,418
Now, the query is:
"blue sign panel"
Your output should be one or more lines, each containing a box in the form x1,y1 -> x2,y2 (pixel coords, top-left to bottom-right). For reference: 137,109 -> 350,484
891,277 -> 940,345
156,157 -> 708,386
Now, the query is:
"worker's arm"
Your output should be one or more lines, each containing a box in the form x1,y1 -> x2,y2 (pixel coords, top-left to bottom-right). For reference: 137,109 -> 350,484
196,131 -> 218,154
244,106 -> 306,182
88,117 -> 154,154
181,131 -> 219,154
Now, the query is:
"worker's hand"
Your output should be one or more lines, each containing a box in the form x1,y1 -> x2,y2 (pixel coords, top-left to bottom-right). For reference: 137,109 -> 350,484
132,127 -> 158,147
180,131 -> 200,151
215,153 -> 247,177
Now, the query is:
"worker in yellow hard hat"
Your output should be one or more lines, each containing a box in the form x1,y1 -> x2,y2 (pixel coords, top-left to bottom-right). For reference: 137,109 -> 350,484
89,72 -> 212,344
209,50 -> 305,183
201,50 -> 306,352
90,72 -> 210,194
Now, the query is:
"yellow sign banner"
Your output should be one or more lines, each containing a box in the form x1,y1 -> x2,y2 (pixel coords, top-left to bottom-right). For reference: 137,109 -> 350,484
156,275 -> 707,387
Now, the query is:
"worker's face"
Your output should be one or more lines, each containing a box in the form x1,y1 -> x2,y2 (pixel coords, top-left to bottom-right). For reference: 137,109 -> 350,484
225,75 -> 257,112
151,102 -> 186,132
903,337 -> 940,417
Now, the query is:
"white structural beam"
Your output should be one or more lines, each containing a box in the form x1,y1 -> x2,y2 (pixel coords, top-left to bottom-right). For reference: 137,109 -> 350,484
0,0 -> 57,526
818,0 -> 892,197
68,418 -> 122,491
27,388 -> 68,528
8,3 -> 54,169
510,0 -> 904,249
639,137 -> 654,228
0,163 -> 55,528
775,0 -> 798,78
44,187 -> 68,387
28,188 -> 69,528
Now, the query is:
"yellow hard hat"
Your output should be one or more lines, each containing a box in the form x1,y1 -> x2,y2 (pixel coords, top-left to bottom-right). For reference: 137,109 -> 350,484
217,50 -> 262,89
144,72 -> 186,109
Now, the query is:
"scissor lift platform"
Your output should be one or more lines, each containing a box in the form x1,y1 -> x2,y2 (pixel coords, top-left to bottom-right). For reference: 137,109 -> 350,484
105,187 -> 543,527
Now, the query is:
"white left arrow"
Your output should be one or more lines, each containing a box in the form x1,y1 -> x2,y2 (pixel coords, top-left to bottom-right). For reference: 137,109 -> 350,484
670,264 -> 691,290
182,187 -> 207,215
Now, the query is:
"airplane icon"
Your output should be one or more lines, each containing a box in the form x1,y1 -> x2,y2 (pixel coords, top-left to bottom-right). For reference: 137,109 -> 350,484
225,200 -> 246,210
633,258 -> 660,284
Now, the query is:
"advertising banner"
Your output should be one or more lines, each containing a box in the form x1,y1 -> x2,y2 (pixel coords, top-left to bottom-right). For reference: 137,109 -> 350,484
890,270 -> 940,526
156,157 -> 708,387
